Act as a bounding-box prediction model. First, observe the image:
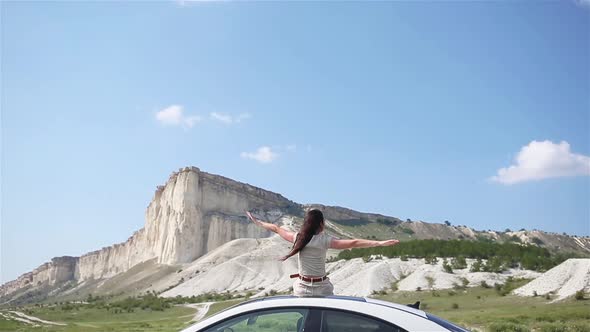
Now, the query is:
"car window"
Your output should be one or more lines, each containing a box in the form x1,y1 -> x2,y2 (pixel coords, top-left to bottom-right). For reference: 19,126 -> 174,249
202,308 -> 309,332
321,309 -> 406,332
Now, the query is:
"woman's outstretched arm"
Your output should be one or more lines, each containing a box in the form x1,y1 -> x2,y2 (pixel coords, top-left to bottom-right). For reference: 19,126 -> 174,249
246,211 -> 295,243
330,238 -> 399,250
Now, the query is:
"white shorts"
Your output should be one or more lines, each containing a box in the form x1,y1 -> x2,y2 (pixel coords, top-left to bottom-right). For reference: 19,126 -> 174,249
293,278 -> 334,297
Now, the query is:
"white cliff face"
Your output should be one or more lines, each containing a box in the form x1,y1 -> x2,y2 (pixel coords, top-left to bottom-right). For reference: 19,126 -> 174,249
75,229 -> 150,281
142,167 -> 292,265
144,169 -> 203,265
74,167 -> 294,281
0,257 -> 77,298
206,214 -> 272,253
2,166 -> 296,301
74,167 -> 294,278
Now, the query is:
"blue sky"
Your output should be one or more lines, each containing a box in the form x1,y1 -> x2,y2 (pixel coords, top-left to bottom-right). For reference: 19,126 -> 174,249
1,1 -> 589,283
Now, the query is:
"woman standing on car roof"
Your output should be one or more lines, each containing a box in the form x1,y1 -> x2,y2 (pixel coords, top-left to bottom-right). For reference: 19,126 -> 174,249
246,209 -> 400,297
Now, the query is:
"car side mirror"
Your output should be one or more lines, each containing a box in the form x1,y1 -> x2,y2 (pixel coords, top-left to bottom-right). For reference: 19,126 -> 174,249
406,301 -> 420,309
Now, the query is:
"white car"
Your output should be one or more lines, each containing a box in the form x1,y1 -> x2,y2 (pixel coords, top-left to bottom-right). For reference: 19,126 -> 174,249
181,295 -> 470,332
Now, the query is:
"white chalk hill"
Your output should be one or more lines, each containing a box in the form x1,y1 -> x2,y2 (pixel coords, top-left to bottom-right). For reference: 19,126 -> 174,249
155,222 -> 589,301
155,226 -> 547,299
513,258 -> 590,301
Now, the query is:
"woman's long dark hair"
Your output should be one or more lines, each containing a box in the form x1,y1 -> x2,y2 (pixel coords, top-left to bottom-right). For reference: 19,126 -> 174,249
280,209 -> 324,261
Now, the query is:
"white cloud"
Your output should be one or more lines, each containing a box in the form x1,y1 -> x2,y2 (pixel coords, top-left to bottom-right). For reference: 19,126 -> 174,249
210,112 -> 251,125
490,140 -> 590,185
155,105 -> 201,128
240,146 -> 278,164
286,144 -> 297,152
155,105 -> 183,125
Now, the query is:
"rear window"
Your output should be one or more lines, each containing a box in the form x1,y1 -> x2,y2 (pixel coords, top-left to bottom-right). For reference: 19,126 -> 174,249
426,313 -> 471,332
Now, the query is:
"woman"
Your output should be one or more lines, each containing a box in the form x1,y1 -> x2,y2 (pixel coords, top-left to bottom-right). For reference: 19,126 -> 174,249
246,209 -> 400,297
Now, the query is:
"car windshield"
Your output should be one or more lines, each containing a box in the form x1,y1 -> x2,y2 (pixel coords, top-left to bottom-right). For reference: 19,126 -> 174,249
426,313 -> 471,332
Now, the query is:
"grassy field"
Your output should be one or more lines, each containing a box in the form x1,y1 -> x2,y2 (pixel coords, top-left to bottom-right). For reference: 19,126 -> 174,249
0,306 -> 194,332
376,287 -> 590,331
2,288 -> 589,332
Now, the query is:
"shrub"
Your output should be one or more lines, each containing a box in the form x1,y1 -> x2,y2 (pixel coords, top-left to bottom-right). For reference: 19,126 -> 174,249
575,289 -> 585,300
471,259 -> 483,272
461,277 -> 469,288
425,276 -> 435,290
488,322 -> 530,332
570,325 -> 590,332
424,256 -> 438,265
401,227 -> 415,235
443,261 -> 453,274
539,323 -> 567,332
451,303 -> 459,309
509,235 -> 522,243
481,281 -> 490,289
451,256 -> 467,269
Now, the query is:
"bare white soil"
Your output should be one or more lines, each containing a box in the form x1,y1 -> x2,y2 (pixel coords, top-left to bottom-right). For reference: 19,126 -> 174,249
157,235 -> 547,298
513,258 -> 590,301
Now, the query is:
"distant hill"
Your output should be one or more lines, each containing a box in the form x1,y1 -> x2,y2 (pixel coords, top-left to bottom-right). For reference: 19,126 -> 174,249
2,166 -> 589,306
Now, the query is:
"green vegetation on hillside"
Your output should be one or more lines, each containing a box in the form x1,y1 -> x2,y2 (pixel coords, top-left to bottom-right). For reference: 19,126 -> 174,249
336,239 -> 578,272
375,284 -> 590,332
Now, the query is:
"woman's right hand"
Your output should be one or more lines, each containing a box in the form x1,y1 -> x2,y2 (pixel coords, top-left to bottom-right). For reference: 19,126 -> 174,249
379,239 -> 400,247
246,211 -> 277,232
246,211 -> 259,224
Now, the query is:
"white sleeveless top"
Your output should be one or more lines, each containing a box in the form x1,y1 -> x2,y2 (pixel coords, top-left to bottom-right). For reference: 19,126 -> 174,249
295,232 -> 335,277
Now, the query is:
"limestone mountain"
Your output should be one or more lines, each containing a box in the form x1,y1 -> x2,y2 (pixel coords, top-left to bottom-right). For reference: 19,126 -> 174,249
2,166 -> 589,305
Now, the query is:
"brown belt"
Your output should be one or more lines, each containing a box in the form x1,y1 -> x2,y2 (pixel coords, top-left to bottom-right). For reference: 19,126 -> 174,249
290,273 -> 328,283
